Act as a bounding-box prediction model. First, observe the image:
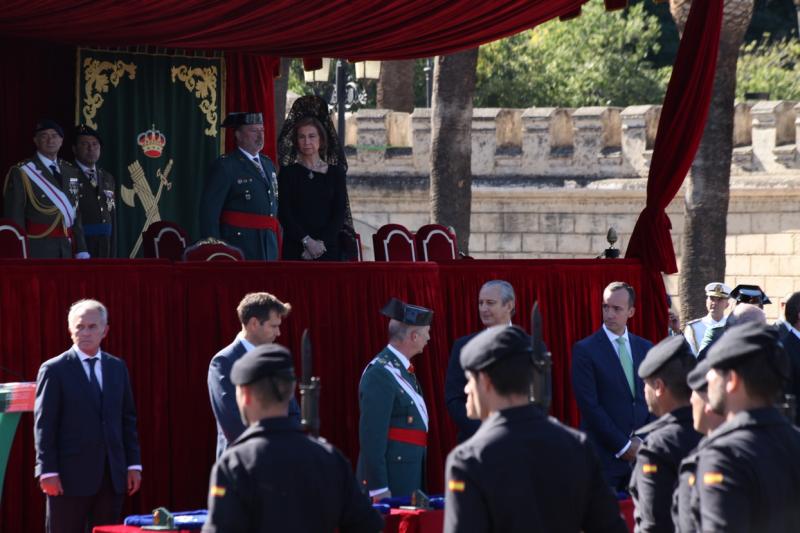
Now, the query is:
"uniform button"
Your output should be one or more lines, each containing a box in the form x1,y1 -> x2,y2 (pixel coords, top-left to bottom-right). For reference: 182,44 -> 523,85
397,456 -> 402,460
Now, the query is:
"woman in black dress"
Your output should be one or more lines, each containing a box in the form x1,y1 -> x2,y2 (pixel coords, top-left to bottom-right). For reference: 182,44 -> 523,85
278,116 -> 347,260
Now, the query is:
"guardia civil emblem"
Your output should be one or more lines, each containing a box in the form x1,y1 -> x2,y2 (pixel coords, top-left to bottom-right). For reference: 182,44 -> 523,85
121,124 -> 173,257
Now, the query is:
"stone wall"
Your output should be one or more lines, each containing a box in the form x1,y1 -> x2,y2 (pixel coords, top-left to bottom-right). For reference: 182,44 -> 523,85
342,102 -> 800,320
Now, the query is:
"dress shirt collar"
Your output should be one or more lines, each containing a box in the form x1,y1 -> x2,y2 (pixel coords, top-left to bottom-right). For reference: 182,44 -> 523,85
74,345 -> 102,361
238,146 -> 260,160
788,323 -> 800,341
75,160 -> 96,174
386,344 -> 411,371
236,332 -> 257,353
602,323 -> 629,345
37,152 -> 58,170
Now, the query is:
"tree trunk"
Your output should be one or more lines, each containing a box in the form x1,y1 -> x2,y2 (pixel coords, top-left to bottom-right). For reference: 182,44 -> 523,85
273,57 -> 292,137
430,48 -> 479,254
376,60 -> 415,113
672,0 -> 754,325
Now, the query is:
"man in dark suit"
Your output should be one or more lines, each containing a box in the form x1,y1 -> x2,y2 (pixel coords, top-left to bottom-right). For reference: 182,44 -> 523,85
444,280 -> 515,443
199,112 -> 280,260
34,299 -> 142,533
72,125 -> 116,258
779,291 -> 800,425
571,281 -> 653,490
3,119 -> 89,258
208,292 -> 299,459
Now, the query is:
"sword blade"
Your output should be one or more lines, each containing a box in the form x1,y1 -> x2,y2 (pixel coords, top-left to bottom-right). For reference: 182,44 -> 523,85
301,328 -> 312,384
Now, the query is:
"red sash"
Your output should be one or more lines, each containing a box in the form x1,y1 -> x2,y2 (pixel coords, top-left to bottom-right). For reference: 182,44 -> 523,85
27,222 -> 72,239
387,427 -> 427,447
220,210 -> 282,258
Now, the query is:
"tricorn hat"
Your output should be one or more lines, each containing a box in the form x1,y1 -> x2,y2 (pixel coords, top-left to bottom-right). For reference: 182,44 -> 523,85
730,284 -> 770,306
380,298 -> 433,326
221,112 -> 263,128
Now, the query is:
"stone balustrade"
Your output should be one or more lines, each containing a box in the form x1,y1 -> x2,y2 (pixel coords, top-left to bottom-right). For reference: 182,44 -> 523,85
341,101 -> 799,178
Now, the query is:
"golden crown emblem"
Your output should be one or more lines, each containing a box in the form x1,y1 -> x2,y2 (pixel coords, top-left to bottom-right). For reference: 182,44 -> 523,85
137,125 -> 167,158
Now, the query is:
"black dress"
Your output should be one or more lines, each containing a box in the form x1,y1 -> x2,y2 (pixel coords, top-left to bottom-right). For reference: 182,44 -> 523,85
278,162 -> 347,261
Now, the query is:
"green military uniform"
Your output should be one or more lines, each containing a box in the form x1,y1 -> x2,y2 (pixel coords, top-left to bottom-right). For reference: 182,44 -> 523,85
3,155 -> 87,258
75,164 -> 115,258
357,347 -> 428,498
199,112 -> 279,261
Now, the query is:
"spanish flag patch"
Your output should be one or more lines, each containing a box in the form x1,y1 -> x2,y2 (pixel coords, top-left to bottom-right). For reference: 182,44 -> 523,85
703,472 -> 724,485
210,485 -> 227,497
688,474 -> 696,487
448,480 -> 465,492
642,464 -> 658,474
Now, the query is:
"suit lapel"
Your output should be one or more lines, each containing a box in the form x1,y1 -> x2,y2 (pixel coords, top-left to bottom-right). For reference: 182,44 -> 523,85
66,349 -> 102,413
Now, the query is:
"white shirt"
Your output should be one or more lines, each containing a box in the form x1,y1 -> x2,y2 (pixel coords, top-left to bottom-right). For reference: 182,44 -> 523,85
236,333 -> 256,353
75,160 -> 97,175
788,323 -> 800,341
386,344 -> 412,371
36,152 -> 59,173
601,324 -> 636,458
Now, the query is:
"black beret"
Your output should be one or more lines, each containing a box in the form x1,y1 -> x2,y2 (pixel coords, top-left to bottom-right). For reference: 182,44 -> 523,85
74,124 -> 103,146
222,112 -> 263,128
230,344 -> 295,385
638,335 -> 694,379
687,358 -> 710,391
730,284 -> 771,305
460,325 -> 533,372
706,322 -> 790,380
34,119 -> 64,138
380,297 -> 433,326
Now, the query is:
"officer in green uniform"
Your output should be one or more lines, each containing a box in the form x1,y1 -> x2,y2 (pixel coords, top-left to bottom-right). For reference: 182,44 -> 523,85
72,125 -> 116,257
629,336 -> 700,533
357,298 -> 433,500
199,112 -> 279,260
3,119 -> 88,258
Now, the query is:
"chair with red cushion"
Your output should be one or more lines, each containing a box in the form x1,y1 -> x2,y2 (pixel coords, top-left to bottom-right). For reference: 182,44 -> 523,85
0,219 -> 29,258
372,224 -> 416,262
414,224 -> 458,261
142,221 -> 188,261
182,238 -> 245,261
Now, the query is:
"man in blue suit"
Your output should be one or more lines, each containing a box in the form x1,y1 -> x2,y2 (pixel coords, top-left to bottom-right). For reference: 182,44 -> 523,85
208,292 -> 300,459
34,299 -> 142,533
571,281 -> 653,491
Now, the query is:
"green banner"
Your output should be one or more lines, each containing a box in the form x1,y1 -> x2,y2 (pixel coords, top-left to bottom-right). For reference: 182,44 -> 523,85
76,49 -> 224,257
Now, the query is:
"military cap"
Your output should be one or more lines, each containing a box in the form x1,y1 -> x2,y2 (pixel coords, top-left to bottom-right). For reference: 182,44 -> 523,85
638,335 -> 695,379
73,124 -> 103,146
705,282 -> 731,299
221,112 -> 263,128
687,358 -> 710,391
34,119 -> 64,138
706,322 -> 790,380
380,297 -> 433,326
729,284 -> 771,305
460,325 -> 533,372
231,343 -> 295,385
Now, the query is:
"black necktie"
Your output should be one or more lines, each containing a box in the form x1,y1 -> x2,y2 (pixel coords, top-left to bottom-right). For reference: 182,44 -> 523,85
252,156 -> 267,179
49,164 -> 62,181
86,357 -> 102,403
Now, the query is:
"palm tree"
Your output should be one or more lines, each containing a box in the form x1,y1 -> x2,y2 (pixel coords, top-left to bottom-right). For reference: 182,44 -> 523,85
376,60 -> 415,113
672,0 -> 754,324
429,48 -> 479,254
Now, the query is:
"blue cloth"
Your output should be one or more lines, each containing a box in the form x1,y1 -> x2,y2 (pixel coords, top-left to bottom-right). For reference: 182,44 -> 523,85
444,333 -> 481,443
82,223 -> 113,236
124,510 -> 207,529
376,495 -> 444,510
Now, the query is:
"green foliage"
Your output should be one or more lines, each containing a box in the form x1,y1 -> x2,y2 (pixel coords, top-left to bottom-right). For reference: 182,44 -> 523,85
736,35 -> 800,100
475,0 -> 669,107
288,59 -> 314,97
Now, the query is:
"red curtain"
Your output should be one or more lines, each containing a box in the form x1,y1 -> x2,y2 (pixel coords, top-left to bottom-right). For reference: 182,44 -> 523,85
1,1 -> 587,59
0,259 -> 662,532
625,0 -> 724,274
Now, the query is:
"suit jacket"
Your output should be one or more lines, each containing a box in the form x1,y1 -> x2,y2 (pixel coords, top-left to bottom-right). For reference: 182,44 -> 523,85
3,155 -> 87,257
356,348 -> 428,497
780,331 -> 800,425
33,348 -> 141,496
75,164 -> 116,257
198,150 -> 279,260
207,338 -> 300,459
571,328 -> 652,486
444,333 -> 481,443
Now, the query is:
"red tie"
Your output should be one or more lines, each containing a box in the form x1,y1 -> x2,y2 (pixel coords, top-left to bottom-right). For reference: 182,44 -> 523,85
408,364 -> 415,374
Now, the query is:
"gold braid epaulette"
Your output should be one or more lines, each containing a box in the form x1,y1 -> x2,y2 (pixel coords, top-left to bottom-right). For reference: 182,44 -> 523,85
14,164 -> 64,239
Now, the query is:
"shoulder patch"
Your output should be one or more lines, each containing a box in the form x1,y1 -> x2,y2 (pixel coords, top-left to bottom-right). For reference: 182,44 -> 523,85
448,479 -> 465,492
703,472 -> 723,485
688,474 -> 696,486
642,464 -> 658,474
210,485 -> 226,497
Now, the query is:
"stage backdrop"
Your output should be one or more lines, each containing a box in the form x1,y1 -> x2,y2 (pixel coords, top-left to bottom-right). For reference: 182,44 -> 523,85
0,259 -> 665,532
76,48 -> 224,257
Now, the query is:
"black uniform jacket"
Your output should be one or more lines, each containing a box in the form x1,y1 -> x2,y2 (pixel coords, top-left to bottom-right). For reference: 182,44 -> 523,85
444,403 -> 628,533
694,407 -> 800,532
203,416 -> 383,533
629,406 -> 701,533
